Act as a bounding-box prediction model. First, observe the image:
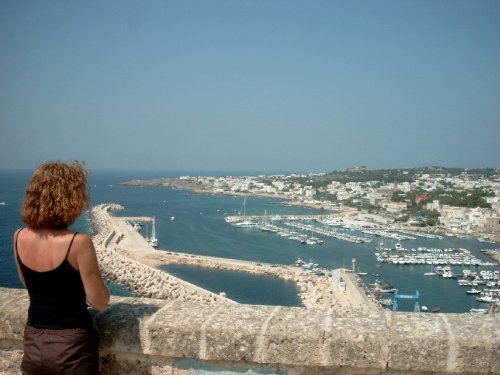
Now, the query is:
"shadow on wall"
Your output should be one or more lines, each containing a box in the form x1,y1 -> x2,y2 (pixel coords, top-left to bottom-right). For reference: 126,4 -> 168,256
176,358 -> 286,374
91,302 -> 161,374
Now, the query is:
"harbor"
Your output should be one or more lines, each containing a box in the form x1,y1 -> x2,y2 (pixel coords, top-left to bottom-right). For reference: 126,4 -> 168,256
91,200 -> 499,314
0,170 -> 498,314
223,209 -> 499,313
90,204 -> 376,311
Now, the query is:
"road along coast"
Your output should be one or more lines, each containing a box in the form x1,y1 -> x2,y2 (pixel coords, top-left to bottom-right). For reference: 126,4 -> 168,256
90,204 -> 376,311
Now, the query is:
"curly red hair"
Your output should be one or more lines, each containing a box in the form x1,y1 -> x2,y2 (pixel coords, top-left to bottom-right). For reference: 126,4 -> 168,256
22,161 -> 89,229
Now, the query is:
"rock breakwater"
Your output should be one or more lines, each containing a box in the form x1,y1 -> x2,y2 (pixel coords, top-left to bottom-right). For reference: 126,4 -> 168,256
90,203 -> 373,311
90,204 -> 231,304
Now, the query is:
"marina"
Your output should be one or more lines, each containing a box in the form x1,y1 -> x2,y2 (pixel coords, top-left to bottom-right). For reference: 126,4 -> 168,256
224,207 -> 499,313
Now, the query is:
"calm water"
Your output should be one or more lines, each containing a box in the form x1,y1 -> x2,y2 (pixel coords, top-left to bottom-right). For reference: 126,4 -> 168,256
162,264 -> 303,307
1,170 -> 498,312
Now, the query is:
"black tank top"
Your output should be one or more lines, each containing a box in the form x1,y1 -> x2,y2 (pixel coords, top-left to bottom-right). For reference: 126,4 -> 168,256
16,230 -> 92,329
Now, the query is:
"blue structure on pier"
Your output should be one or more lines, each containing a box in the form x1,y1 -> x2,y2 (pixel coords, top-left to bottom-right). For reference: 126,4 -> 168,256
392,290 -> 420,312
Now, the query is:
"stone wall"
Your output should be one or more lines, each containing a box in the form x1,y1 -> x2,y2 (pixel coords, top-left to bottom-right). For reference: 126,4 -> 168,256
1,288 -> 499,375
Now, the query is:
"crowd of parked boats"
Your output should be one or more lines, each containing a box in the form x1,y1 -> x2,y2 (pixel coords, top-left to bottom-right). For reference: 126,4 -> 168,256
230,216 -> 376,244
227,208 -> 499,313
374,242 -> 497,267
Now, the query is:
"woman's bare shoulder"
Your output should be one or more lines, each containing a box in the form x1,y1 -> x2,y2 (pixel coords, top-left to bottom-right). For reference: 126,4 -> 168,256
13,227 -> 25,240
72,232 -> 94,248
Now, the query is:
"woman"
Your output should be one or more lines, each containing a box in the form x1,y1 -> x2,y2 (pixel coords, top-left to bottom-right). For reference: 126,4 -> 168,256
13,161 -> 110,375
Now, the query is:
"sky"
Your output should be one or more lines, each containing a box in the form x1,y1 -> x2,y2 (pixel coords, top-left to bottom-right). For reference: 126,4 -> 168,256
1,1 -> 499,173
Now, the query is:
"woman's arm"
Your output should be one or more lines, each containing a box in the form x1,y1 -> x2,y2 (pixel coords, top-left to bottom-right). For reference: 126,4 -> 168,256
73,234 -> 110,311
12,229 -> 26,288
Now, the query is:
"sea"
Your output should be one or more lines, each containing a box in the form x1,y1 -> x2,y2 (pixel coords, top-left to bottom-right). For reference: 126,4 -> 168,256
1,170 -> 498,313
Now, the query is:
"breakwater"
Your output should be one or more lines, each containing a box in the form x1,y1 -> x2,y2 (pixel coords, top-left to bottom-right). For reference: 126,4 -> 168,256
91,203 -> 373,311
89,204 -> 230,303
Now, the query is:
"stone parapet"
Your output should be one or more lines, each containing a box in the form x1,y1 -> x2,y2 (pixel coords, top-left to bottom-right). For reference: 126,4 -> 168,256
1,288 -> 499,375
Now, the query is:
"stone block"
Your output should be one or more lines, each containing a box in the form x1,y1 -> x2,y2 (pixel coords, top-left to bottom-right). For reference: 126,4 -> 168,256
93,297 -> 164,353
0,288 -> 28,343
445,313 -> 500,374
388,313 -> 449,372
202,303 -> 276,362
146,300 -> 210,358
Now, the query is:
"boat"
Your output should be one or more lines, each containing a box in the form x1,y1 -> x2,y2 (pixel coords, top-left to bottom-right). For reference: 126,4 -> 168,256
394,242 -> 404,251
466,289 -> 482,295
432,307 -> 441,313
372,281 -> 396,294
476,295 -> 498,303
379,298 -> 393,306
469,308 -> 488,314
421,305 -> 428,312
233,195 -> 256,227
294,257 -> 304,267
150,216 -> 159,248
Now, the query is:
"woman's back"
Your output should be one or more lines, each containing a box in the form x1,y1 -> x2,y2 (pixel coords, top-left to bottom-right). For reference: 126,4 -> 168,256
16,229 -> 92,329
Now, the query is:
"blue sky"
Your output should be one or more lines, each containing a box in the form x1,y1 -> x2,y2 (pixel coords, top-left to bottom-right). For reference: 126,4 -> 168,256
1,1 -> 499,173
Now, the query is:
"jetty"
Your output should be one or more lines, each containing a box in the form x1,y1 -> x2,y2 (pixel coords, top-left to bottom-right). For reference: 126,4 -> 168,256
89,204 -> 375,311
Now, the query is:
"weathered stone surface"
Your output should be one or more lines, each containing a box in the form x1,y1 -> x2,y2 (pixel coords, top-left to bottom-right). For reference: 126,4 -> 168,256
146,300 -> 208,358
444,313 -> 500,374
92,298 -> 165,353
202,303 -> 277,362
0,288 -> 28,344
388,312 -> 449,372
1,288 -> 499,374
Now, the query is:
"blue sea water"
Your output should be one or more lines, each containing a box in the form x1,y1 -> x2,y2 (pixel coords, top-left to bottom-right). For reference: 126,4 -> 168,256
162,264 -> 303,307
1,170 -> 498,312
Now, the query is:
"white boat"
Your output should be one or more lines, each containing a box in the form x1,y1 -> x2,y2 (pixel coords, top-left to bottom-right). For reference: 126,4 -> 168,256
150,216 -> 159,248
294,257 -> 304,267
424,266 -> 436,276
233,195 -> 256,227
379,298 -> 393,306
466,289 -> 482,295
476,295 -> 498,303
469,308 -> 488,314
233,220 -> 257,227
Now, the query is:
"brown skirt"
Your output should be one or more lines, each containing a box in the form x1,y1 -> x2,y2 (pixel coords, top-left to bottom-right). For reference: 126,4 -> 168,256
21,324 -> 99,375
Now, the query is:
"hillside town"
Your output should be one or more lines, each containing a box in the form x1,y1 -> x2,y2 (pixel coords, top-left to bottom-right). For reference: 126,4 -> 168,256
123,167 -> 500,240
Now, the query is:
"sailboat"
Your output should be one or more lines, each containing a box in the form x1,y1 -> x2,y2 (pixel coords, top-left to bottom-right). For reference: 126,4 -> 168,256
150,216 -> 159,248
424,265 -> 436,276
233,195 -> 256,227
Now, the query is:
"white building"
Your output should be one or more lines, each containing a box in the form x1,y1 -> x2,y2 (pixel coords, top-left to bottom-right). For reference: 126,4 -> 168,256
426,200 -> 441,212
